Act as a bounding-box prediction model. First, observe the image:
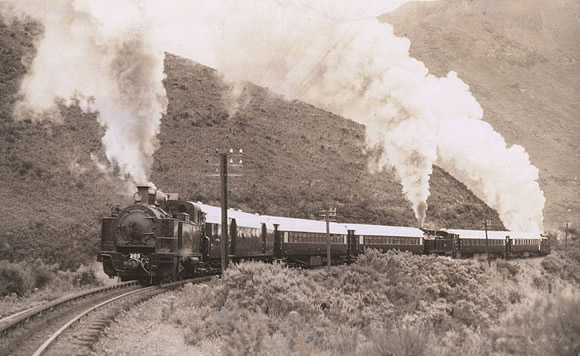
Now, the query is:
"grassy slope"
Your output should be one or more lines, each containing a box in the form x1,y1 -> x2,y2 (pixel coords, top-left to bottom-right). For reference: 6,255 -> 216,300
0,17 -> 503,268
383,0 -> 580,230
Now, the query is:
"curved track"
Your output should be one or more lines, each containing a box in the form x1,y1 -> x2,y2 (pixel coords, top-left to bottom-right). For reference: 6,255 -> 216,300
0,281 -> 142,356
32,277 -> 212,356
0,281 -> 139,334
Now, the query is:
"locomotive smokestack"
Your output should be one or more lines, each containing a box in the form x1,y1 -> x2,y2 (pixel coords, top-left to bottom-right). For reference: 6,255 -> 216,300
136,185 -> 150,205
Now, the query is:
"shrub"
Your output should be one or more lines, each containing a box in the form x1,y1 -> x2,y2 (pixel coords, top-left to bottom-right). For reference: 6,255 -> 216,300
0,261 -> 29,296
366,325 -> 429,356
32,268 -> 53,289
496,260 -> 520,278
491,287 -> 580,356
0,259 -> 101,300
73,264 -> 97,286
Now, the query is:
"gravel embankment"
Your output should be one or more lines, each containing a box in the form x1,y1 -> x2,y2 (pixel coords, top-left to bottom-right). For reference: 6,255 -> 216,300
93,290 -> 220,356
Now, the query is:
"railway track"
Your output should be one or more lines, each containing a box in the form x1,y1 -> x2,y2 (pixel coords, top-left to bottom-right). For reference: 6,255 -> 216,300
0,281 -> 139,335
0,277 -> 212,356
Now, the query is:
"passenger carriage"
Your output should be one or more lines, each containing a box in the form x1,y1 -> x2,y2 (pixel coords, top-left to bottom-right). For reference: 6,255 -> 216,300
196,203 -> 275,262
266,216 -> 349,266
507,231 -> 544,257
345,224 -> 425,255
447,229 -> 508,258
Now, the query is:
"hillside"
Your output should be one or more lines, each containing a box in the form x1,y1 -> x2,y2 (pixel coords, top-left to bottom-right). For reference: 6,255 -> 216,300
0,16 -> 502,268
383,0 -> 580,230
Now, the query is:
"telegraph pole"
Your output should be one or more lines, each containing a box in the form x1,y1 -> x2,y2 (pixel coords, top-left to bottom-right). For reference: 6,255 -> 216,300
206,149 -> 243,273
484,219 -> 491,267
320,207 -> 336,270
220,153 -> 228,272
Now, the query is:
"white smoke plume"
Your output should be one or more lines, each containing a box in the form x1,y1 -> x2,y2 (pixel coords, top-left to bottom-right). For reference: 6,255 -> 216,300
1,0 -> 167,186
220,75 -> 250,119
3,0 -> 545,231
149,0 -> 544,231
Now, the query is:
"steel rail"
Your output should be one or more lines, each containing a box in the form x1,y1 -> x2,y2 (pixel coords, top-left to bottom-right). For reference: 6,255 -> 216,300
31,276 -> 212,356
0,280 -> 138,334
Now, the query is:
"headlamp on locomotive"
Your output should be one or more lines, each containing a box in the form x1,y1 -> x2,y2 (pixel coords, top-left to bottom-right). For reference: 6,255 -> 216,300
98,186 -> 204,283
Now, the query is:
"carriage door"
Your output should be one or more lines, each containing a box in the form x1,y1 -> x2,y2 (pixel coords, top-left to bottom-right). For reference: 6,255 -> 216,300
229,219 -> 237,256
347,229 -> 356,257
261,223 -> 267,255
273,224 -> 281,258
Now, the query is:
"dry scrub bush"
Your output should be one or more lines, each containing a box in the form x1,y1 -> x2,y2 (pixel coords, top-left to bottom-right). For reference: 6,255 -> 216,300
0,259 -> 99,298
169,247 -> 580,356
541,237 -> 580,285
491,287 -> 580,356
0,260 -> 28,296
169,252 -> 508,355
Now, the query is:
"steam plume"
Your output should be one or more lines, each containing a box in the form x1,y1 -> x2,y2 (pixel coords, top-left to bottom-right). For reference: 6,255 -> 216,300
3,0 -> 545,230
2,0 -> 167,185
151,0 -> 544,231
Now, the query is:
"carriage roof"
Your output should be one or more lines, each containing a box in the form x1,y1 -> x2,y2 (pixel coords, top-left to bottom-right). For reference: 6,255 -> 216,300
447,229 -> 543,240
264,215 -> 348,234
344,223 -> 425,238
194,203 -> 273,229
446,229 -> 508,240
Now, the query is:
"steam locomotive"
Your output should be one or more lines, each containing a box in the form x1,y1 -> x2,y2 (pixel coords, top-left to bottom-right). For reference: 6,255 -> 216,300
98,186 -> 550,282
